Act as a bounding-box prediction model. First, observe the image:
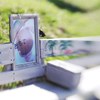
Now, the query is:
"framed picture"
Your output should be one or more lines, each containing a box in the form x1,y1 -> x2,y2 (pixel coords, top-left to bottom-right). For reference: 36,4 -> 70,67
10,14 -> 40,70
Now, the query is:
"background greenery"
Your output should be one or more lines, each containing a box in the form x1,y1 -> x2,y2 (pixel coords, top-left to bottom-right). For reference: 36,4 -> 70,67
0,0 -> 100,43
0,0 -> 100,89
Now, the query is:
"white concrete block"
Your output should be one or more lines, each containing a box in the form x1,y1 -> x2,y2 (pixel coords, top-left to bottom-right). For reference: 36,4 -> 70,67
46,60 -> 84,89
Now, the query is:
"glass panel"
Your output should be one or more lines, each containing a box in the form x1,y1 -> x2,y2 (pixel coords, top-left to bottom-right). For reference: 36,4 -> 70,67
11,16 -> 36,65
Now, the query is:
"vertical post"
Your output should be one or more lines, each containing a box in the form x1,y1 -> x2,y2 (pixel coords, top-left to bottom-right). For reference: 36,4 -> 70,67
34,14 -> 41,64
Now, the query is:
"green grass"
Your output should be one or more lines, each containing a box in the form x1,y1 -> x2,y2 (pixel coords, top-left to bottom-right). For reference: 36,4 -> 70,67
0,81 -> 23,90
45,55 -> 78,63
44,53 -> 89,64
0,0 -> 100,43
66,0 -> 100,10
0,65 -> 3,72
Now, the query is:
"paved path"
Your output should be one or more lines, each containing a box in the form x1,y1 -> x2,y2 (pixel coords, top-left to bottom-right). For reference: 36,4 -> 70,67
66,54 -> 100,68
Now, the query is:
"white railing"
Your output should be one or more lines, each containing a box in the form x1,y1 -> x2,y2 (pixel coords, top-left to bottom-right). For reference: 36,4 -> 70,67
0,37 -> 100,85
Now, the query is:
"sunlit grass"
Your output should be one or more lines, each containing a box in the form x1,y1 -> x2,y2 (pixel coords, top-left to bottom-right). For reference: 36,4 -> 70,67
0,0 -> 100,43
0,81 -> 23,90
44,54 -> 88,64
66,0 -> 100,10
0,65 -> 3,72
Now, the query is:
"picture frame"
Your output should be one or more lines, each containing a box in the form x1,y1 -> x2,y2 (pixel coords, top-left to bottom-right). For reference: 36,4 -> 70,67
10,14 -> 40,70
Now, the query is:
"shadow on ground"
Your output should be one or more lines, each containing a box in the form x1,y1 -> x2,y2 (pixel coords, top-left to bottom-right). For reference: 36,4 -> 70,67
48,0 -> 87,13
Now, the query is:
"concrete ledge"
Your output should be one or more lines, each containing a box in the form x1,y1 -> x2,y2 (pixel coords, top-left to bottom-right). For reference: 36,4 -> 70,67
46,60 -> 84,89
0,66 -> 100,100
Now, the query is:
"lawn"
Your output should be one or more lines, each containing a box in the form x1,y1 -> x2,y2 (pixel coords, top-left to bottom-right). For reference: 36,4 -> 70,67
0,0 -> 100,43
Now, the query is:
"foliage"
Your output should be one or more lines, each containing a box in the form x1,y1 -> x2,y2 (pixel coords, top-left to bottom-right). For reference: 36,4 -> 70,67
0,0 -> 100,43
44,54 -> 86,63
0,66 -> 3,72
0,81 -> 23,90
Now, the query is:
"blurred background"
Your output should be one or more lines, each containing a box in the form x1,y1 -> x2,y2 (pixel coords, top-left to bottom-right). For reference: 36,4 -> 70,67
0,1 -> 100,99
0,0 -> 100,43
